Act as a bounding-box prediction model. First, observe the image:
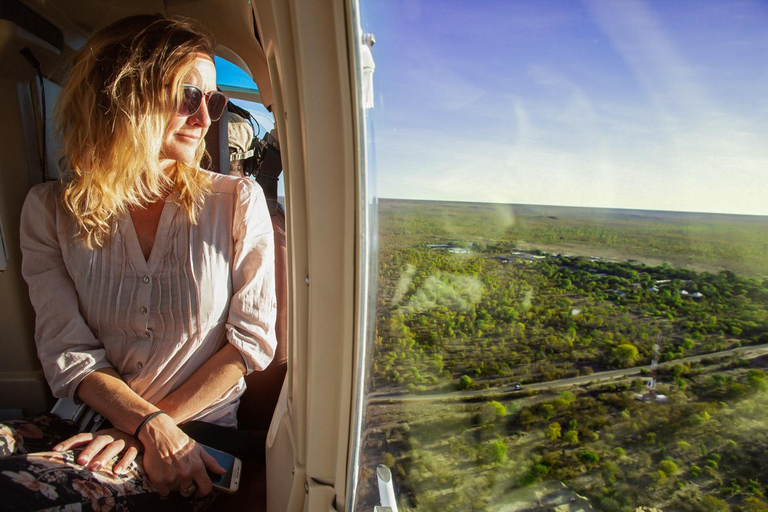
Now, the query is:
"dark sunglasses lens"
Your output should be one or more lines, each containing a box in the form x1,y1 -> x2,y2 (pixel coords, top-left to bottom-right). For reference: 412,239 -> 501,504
180,86 -> 203,116
207,92 -> 227,122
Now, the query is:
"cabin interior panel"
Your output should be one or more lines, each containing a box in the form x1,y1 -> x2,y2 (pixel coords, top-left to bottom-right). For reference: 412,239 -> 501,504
0,19 -> 61,416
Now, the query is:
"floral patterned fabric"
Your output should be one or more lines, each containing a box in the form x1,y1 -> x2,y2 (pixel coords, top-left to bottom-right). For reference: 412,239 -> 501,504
0,415 -> 216,512
1,414 -> 79,456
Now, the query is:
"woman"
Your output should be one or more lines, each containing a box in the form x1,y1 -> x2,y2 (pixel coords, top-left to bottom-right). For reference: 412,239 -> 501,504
1,14 -> 276,509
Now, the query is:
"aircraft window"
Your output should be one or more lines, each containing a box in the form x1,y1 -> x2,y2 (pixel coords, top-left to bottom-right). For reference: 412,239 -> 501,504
215,55 -> 261,98
354,1 -> 768,511
214,55 -> 271,129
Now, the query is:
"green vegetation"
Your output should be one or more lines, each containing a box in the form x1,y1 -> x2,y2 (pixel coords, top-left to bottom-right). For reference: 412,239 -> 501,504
367,369 -> 768,511
378,199 -> 768,277
374,227 -> 768,394
359,199 -> 768,512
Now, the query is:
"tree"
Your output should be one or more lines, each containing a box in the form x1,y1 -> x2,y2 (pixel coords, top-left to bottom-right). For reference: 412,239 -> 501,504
659,460 -> 678,476
748,369 -> 768,392
459,374 -> 474,390
485,440 -> 507,466
564,429 -> 579,445
546,422 -> 562,442
479,401 -> 507,425
556,391 -> 576,409
615,343 -> 639,367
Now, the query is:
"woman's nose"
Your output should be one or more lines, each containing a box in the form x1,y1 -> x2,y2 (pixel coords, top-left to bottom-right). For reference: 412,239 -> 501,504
189,98 -> 212,128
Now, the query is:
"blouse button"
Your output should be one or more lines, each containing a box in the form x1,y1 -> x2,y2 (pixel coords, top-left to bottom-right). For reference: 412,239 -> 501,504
144,331 -> 151,339
137,361 -> 144,369
142,276 -> 150,284
140,306 -> 148,314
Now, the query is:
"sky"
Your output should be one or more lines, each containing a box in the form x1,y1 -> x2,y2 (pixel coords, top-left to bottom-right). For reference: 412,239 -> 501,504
359,0 -> 768,215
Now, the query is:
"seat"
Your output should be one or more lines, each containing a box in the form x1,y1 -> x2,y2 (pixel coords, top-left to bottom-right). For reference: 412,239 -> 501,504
205,108 -> 288,512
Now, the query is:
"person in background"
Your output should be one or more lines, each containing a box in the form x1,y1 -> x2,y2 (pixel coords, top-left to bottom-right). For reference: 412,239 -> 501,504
227,111 -> 254,178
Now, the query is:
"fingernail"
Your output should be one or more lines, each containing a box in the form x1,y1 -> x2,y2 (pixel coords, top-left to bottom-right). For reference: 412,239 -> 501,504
52,445 -> 62,451
90,462 -> 101,471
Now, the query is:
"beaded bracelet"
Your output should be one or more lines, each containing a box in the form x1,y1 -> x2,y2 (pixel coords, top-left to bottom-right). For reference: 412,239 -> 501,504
134,410 -> 168,438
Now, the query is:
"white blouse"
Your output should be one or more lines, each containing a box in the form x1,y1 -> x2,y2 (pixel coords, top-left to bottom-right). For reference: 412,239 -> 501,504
20,173 -> 277,427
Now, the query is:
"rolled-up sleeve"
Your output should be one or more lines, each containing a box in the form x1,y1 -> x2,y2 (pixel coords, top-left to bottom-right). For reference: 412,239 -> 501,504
20,184 -> 113,400
227,179 -> 277,373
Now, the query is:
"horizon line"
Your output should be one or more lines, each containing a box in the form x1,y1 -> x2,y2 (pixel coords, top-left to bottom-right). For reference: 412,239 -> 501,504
376,197 -> 768,219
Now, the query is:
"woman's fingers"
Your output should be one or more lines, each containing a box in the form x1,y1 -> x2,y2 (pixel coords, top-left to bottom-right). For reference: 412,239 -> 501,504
191,445 -> 225,496
191,454 -> 214,496
199,446 -> 226,475
75,435 -> 114,467
113,445 -> 139,475
154,478 -> 172,497
52,428 -> 142,474
87,438 -> 125,472
52,432 -> 96,452
179,480 -> 197,497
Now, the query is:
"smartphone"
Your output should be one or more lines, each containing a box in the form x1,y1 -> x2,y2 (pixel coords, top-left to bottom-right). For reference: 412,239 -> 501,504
199,443 -> 241,494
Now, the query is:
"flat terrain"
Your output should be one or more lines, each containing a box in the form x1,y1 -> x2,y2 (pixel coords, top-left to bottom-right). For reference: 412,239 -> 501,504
355,199 -> 768,512
379,199 -> 768,278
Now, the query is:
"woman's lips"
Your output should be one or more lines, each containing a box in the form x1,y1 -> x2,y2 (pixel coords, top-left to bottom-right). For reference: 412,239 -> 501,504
176,133 -> 200,143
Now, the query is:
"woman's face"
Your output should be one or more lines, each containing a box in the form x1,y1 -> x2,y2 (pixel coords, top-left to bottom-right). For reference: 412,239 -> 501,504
160,55 -> 217,168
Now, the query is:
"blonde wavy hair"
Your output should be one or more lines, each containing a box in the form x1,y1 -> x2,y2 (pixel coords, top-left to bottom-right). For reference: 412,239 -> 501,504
57,15 -> 216,248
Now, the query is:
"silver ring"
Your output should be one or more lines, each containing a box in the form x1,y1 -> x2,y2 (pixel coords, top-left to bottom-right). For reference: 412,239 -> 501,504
180,484 -> 196,497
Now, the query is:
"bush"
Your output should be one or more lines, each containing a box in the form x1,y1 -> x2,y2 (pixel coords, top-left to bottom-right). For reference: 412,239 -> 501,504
659,460 -> 679,476
485,440 -> 507,466
578,449 -> 600,464
479,400 -> 507,424
615,343 -> 639,366
459,374 -> 474,390
382,452 -> 396,468
748,369 -> 768,392
547,422 -> 562,442
742,497 -> 768,512
700,496 -> 729,512
521,463 -> 550,485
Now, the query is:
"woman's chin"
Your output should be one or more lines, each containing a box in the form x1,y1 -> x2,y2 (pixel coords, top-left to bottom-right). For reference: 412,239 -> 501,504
160,154 -> 197,170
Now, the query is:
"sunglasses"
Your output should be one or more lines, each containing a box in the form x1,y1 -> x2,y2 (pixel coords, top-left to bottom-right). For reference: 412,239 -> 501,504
178,84 -> 228,122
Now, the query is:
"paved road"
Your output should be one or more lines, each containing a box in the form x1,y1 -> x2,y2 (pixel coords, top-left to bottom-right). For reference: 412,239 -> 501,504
367,343 -> 768,404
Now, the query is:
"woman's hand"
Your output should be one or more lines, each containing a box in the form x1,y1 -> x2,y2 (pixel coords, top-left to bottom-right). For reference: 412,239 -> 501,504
137,412 -> 225,497
53,428 -> 141,475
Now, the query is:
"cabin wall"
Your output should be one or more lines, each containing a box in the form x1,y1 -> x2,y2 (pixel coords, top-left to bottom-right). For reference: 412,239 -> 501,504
0,19 -> 59,415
